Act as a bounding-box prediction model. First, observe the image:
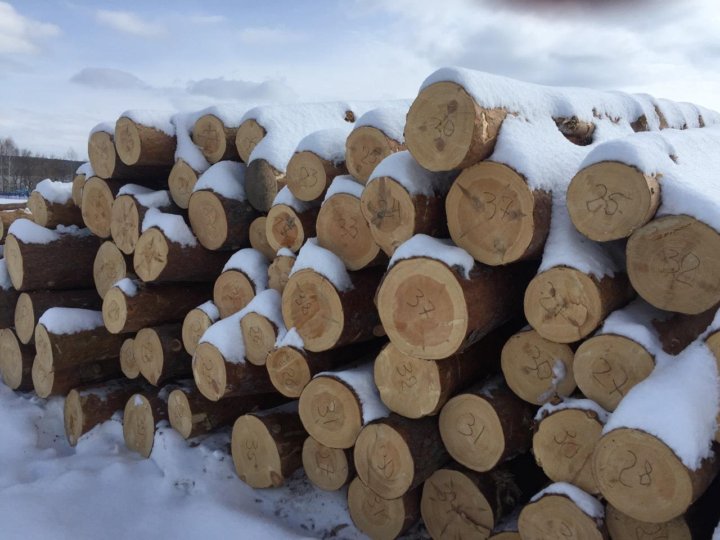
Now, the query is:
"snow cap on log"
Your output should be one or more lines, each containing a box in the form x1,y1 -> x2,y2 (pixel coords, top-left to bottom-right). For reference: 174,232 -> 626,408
535,397 -> 610,423
295,126 -> 353,163
141,208 -> 196,247
322,175 -> 363,204
8,219 -> 91,245
353,102 -> 411,143
272,185 -> 313,213
221,248 -> 269,292
38,307 -> 104,335
275,326 -> 304,349
117,184 -> 171,209
172,111 -> 210,173
316,362 -> 389,425
193,161 -> 246,200
530,482 -> 605,521
595,299 -> 664,356
34,179 -> 73,205
290,238 -> 352,291
197,300 -> 220,321
75,161 -> 94,176
121,109 -> 175,137
369,151 -> 450,196
389,234 -> 474,278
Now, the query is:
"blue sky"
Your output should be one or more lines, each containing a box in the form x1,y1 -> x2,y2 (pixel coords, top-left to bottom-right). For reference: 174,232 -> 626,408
3,0 -> 720,159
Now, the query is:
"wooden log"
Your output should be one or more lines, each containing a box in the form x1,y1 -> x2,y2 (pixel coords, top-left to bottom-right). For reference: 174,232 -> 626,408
72,174 -> 86,207
654,303 -> 719,355
347,477 -> 421,540
81,177 -> 124,238
567,161 -> 661,242
134,323 -> 190,386
302,436 -> 355,491
133,223 -> 228,283
115,115 -> 176,168
239,291 -> 283,366
376,238 -> 535,359
181,301 -> 219,356
168,159 -> 201,209
298,362 -> 388,449
439,380 -> 535,472
0,261 -> 20,328
14,289 -> 102,345
533,399 -> 608,494
265,194 -> 319,253
0,328 -> 33,391
245,158 -> 285,212
248,216 -> 276,260
231,403 -> 307,488
93,240 -> 134,298
27,189 -> 83,228
102,281 -> 213,334
5,221 -> 102,291
64,379 -> 144,446
500,328 -> 577,405
111,188 -> 180,255
120,337 -> 140,379
0,208 -> 32,243
286,150 -> 348,202
282,258 -> 384,352
346,125 -> 405,184
524,266 -> 635,343
626,215 -> 720,314
267,252 -> 295,294
213,249 -> 269,318
168,386 -> 285,439
354,413 -> 449,499
445,162 -> 552,265
33,355 -> 123,398
88,128 -> 171,181
122,390 -> 171,458
318,176 -> 386,270
192,113 -> 241,164
234,118 -> 266,163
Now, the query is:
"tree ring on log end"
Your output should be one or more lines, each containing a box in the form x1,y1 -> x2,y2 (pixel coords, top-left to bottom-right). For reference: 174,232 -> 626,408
27,192 -> 49,228
133,228 -> 169,282
135,327 -> 164,385
72,175 -> 86,207
298,376 -> 361,449
123,394 -> 156,458
446,162 -> 541,265
266,204 -> 305,252
64,389 -> 84,447
354,422 -> 414,499
266,346 -> 311,398
4,235 -> 24,290
518,493 -> 605,540
302,437 -> 350,491
373,343 -> 442,419
439,393 -> 505,472
281,269 -> 344,352
120,338 -> 139,379
346,126 -> 399,184
347,477 -> 409,540
213,270 -> 255,319
33,324 -> 54,371
377,258 -> 467,359
115,117 -> 143,166
14,292 -> 35,345
188,190 -> 229,251
111,195 -> 140,255
0,329 -> 24,389
593,428 -> 695,523
360,177 -> 417,257
94,241 -> 128,299
568,162 -> 660,242
81,177 -> 115,238
192,342 -> 227,402
102,287 -> 129,334
241,312 -> 277,366
421,468 -> 495,539
627,215 -> 720,314
605,504 -> 690,540
231,414 -> 283,488
182,309 -> 212,356
533,408 -> 604,494
235,119 -> 266,163
168,160 -> 198,209
246,159 -> 284,212
192,114 -> 227,163
31,355 -> 54,398
524,266 -> 604,343
168,389 -> 193,439
286,151 -> 329,202
248,216 -> 275,260
501,329 -> 576,405
88,130 -> 117,179
574,334 -> 654,412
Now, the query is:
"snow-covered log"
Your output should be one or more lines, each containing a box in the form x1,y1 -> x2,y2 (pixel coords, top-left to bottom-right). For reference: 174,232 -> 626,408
267,249 -> 295,293
28,180 -> 83,228
0,208 -> 31,243
88,124 -> 171,181
192,108 -> 244,164
0,328 -> 33,391
115,112 -> 176,168
33,353 -> 123,398
238,289 -> 284,366
248,216 -> 275,260
347,477 -> 420,540
80,177 -> 124,238
302,437 -> 354,491
181,301 -> 219,356
265,187 -> 319,253
110,186 -> 180,254
93,240 -> 134,298
212,248 -> 268,318
122,388 -> 172,458
167,159 -> 199,209
134,323 -> 190,386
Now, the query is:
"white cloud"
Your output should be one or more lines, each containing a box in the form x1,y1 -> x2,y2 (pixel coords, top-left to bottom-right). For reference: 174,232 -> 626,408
188,14 -> 227,24
0,2 -> 60,54
186,77 -> 297,102
237,26 -> 305,45
70,67 -> 149,90
96,10 -> 166,38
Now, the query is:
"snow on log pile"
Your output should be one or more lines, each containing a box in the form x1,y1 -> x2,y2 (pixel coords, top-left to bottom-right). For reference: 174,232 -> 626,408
3,66 -> 720,540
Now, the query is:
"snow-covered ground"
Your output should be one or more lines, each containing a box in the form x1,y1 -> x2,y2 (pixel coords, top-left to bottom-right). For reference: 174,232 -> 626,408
0,197 -> 27,204
0,384 -> 426,539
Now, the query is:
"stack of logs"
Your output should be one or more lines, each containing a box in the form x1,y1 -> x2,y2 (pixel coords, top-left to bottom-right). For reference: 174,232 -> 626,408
1,68 -> 720,540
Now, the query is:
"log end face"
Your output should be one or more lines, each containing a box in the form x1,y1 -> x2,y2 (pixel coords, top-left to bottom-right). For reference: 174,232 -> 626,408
81,178 -> 114,238
302,437 -> 350,491
115,117 -> 143,166
27,192 -> 49,228
123,394 -> 156,458
0,329 -> 24,390
181,309 -> 212,356
249,216 -> 276,260
135,327 -> 163,386
346,126 -> 400,184
298,376 -> 362,449
241,313 -> 277,366
266,346 -> 311,398
168,389 -> 193,439
605,504 -> 691,540
4,234 -> 25,291
120,338 -> 140,379
192,342 -> 227,402
286,151 -> 328,202
360,178 -> 416,258
235,119 -> 266,163
213,270 -> 255,319
267,255 -> 294,294
193,114 -> 227,164
266,204 -> 305,253
31,354 -> 54,399
133,228 -> 169,283
64,389 -> 84,447
88,130 -> 117,179
231,414 -> 283,488
353,422 -> 414,500
518,493 -> 605,540
102,287 -> 129,334
188,191 -> 229,251
110,195 -> 140,255
347,477 -> 409,540
72,175 -> 86,207
14,292 -> 35,345
94,241 -> 128,299
246,159 -> 283,213
168,160 -> 198,209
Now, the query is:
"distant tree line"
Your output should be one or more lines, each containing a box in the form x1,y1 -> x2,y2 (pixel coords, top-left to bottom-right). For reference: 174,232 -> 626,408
0,137 -> 82,194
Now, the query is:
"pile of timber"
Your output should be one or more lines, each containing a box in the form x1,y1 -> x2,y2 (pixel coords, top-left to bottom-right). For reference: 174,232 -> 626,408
2,68 -> 720,540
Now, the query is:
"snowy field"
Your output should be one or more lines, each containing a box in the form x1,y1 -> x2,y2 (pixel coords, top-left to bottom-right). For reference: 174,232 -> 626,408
0,197 -> 27,204
0,384 -> 427,539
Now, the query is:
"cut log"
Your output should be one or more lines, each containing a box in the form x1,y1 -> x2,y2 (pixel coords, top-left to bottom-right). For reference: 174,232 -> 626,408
181,301 -> 219,355
122,390 -> 170,458
0,262 -> 20,328
346,126 -> 405,184
133,225 -> 228,283
64,379 -> 144,446
282,264 -> 384,353
302,436 -> 355,491
353,413 -> 449,499
102,281 -> 213,334
168,159 -> 201,209
14,289 -> 102,345
654,304 -> 719,355
192,113 -> 241,164
347,477 -> 421,540
188,189 -> 258,251
248,216 -> 276,260
93,240 -> 134,298
445,162 -> 552,265
286,150 -> 348,202
168,387 -> 285,439
318,178 -> 386,270
533,399 -> 608,494
266,197 -> 319,253
213,249 -> 269,318
524,266 -> 634,343
0,328 -> 33,391
111,189 -> 180,254
88,128 -> 171,180
120,337 -> 140,379
72,174 -> 86,207
27,190 -> 83,228
134,323 -> 190,386
500,328 -> 577,405
245,158 -> 285,212
567,161 -> 661,242
81,177 -> 124,238
115,115 -> 176,167
5,221 -> 102,291
231,404 -> 306,488
267,252 -> 295,294
626,215 -> 720,314
376,240 -> 535,359
239,291 -> 284,366
298,362 -> 388,449
33,355 -> 123,398
234,118 -> 266,163
0,209 -> 32,243
439,380 -> 535,472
